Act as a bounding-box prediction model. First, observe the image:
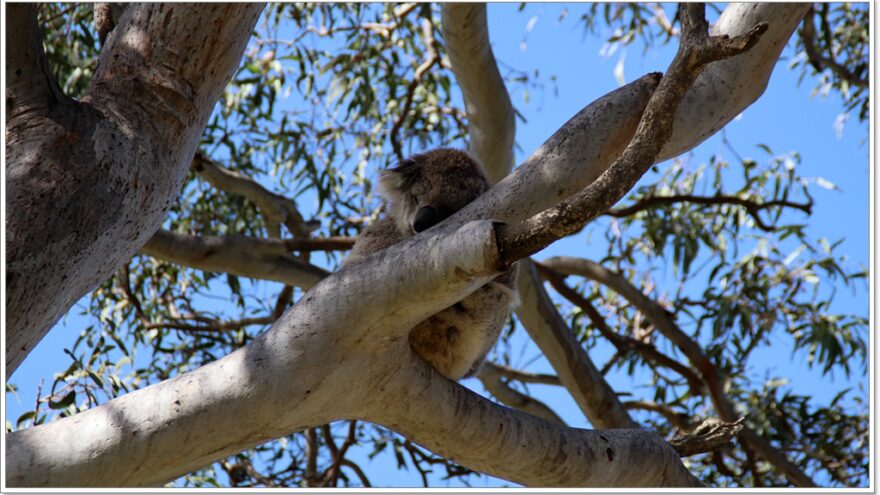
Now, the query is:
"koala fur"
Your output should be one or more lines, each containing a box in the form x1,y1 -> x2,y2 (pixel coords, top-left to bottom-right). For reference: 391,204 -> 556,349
346,149 -> 519,380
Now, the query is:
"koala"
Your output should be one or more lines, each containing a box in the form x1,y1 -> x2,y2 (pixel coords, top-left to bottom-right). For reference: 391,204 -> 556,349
346,148 -> 519,380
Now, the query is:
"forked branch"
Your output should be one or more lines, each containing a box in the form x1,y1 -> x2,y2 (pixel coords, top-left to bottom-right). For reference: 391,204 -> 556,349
495,5 -> 768,264
192,153 -> 316,238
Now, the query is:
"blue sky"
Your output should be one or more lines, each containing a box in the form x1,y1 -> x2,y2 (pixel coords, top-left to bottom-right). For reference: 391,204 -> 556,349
4,3 -> 870,488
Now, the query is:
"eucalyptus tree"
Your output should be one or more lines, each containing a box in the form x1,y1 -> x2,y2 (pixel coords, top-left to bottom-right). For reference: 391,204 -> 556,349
5,2 -> 868,488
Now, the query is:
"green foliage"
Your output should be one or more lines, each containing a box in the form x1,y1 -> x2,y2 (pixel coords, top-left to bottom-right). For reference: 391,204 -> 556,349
562,143 -> 868,486
790,4 -> 870,122
37,4 -> 99,98
11,3 -> 868,489
577,2 -> 870,124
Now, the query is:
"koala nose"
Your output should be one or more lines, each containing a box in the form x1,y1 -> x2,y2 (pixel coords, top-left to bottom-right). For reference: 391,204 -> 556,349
412,206 -> 440,233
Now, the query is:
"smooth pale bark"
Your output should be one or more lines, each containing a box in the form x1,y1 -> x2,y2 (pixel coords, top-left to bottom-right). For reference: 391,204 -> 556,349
6,3 -> 809,488
142,230 -> 328,290
440,4 -> 642,429
476,363 -> 566,425
374,352 -> 700,487
439,1 -> 807,430
516,261 -> 638,429
446,3 -> 808,229
657,3 -> 811,160
6,222 -> 706,488
5,3 -> 265,377
441,4 -> 516,183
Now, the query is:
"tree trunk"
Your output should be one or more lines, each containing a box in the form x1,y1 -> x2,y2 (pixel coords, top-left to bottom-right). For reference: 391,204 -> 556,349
5,2 -> 810,488
5,3 -> 264,377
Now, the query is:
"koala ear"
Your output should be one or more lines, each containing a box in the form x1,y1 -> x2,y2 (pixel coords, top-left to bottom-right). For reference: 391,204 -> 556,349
377,158 -> 420,198
377,169 -> 404,197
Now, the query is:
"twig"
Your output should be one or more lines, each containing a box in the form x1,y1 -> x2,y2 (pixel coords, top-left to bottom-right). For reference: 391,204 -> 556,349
271,285 -> 294,320
304,428 -> 319,486
476,365 -> 566,425
605,193 -> 812,232
403,441 -> 431,487
242,457 -> 277,487
541,255 -> 816,486
116,265 -> 148,322
193,153 -> 316,238
321,421 -> 358,486
743,442 -> 765,486
652,3 -> 679,38
623,400 -> 694,431
537,262 -> 704,394
340,459 -> 371,487
33,378 -> 45,424
283,237 -> 355,252
800,6 -> 867,89
712,450 -> 738,479
389,18 -> 440,161
303,3 -> 419,38
481,362 -> 561,386
496,5 -> 769,264
599,352 -> 621,375
142,316 -> 274,332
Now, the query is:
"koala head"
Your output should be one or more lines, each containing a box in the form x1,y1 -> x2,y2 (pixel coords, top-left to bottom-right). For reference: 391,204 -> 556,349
378,149 -> 490,235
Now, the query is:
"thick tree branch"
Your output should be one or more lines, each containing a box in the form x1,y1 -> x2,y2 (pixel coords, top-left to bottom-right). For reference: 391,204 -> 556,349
657,3 -> 811,160
8,219 -> 701,487
6,4 -> 265,377
496,7 -> 769,263
6,3 -> 813,487
476,364 -> 566,425
800,6 -> 868,89
6,4 -> 68,118
6,221 -> 551,487
435,4 -> 808,236
441,3 -> 516,183
141,230 -> 329,290
192,154 -> 316,238
541,256 -> 816,487
515,261 -> 638,429
375,350 -> 701,487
